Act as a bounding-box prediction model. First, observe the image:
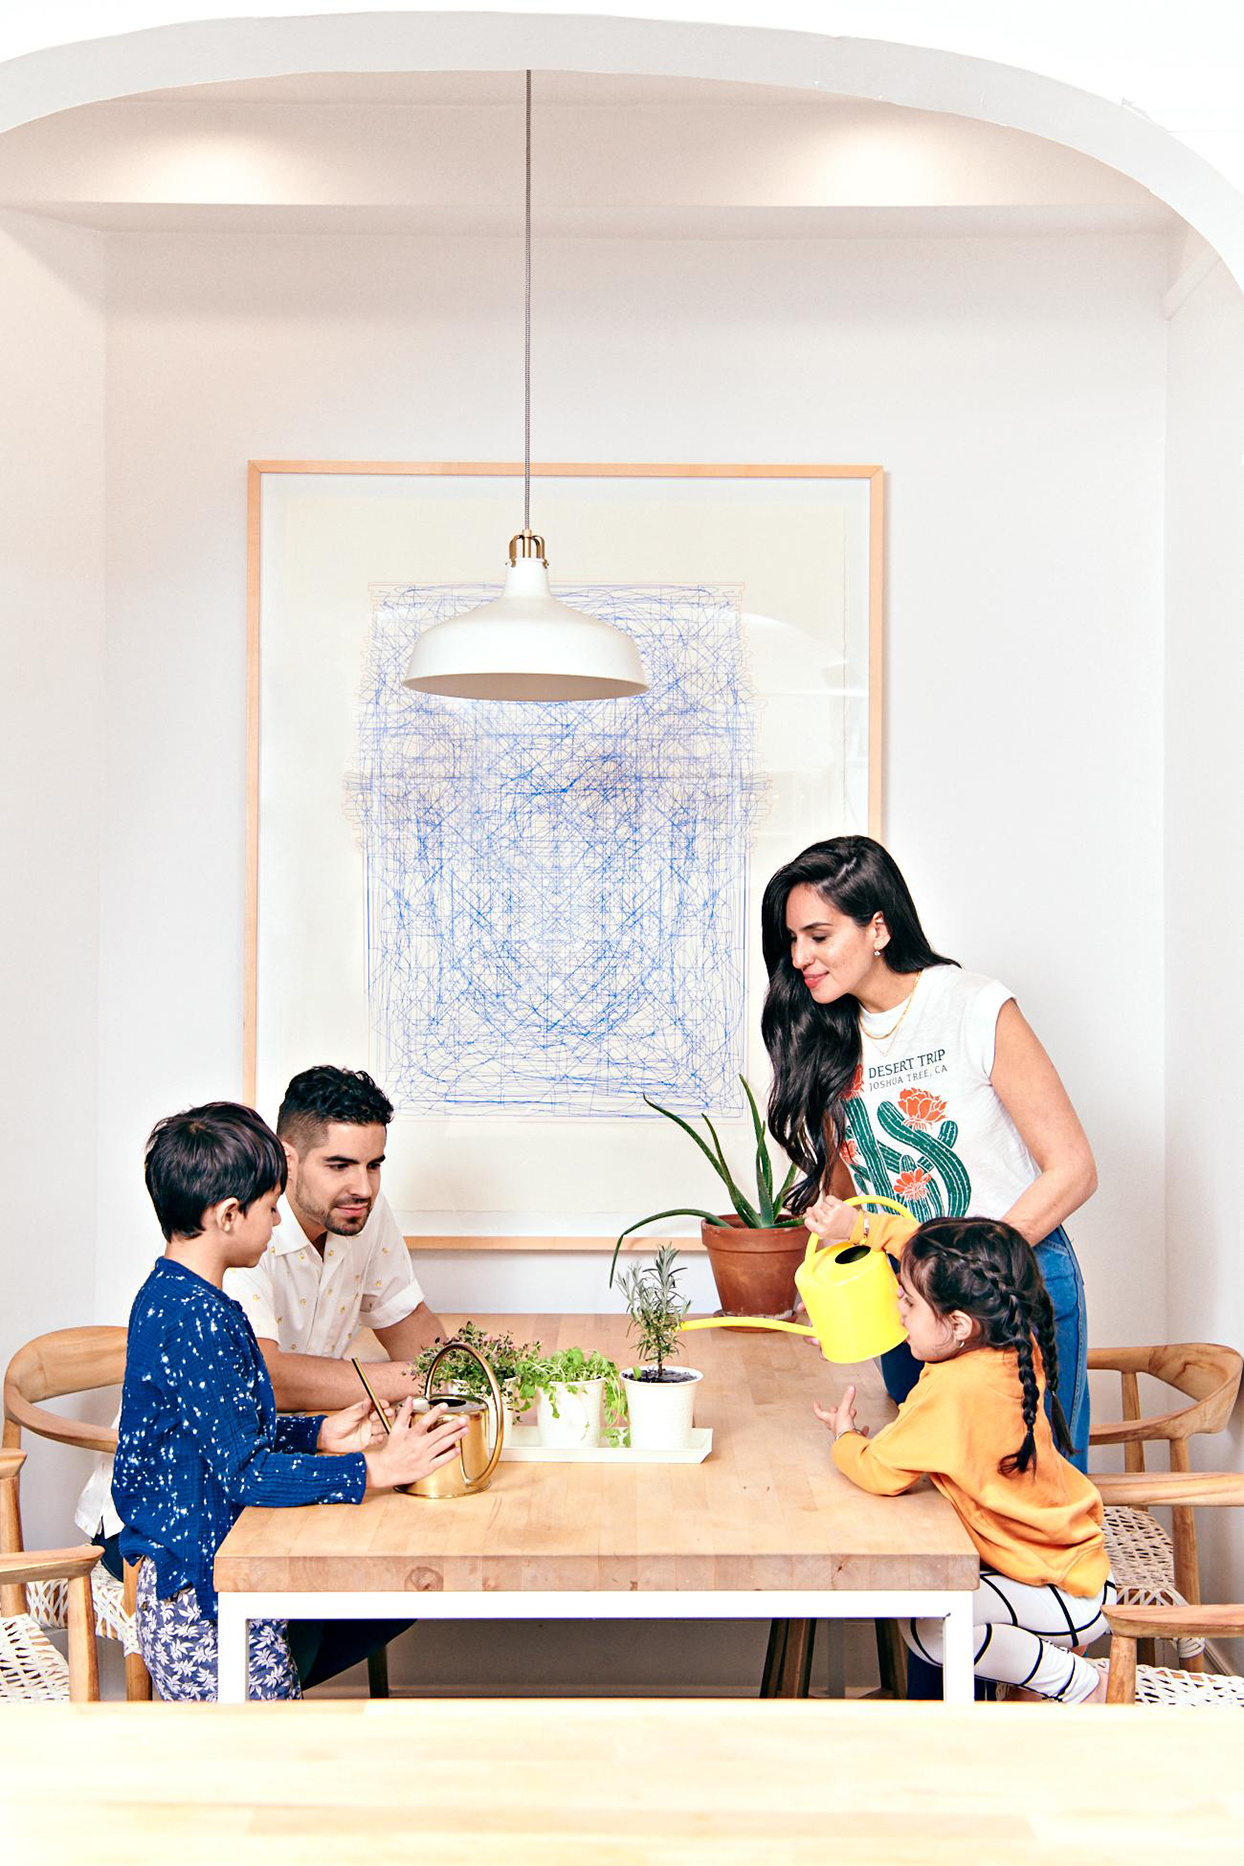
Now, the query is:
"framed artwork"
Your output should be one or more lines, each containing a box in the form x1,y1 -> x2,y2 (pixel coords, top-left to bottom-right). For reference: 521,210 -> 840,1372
246,461 -> 884,1250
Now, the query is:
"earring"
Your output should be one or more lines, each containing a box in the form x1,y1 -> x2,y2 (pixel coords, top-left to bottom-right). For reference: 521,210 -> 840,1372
873,946 -> 882,958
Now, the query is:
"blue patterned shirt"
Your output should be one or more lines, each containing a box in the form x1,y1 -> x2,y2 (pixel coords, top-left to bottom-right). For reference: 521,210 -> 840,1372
114,1256 -> 367,1618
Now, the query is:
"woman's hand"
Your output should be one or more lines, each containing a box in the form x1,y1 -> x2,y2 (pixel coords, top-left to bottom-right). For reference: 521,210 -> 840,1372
318,1398 -> 389,1455
363,1399 -> 469,1493
813,1384 -> 870,1441
801,1192 -> 864,1245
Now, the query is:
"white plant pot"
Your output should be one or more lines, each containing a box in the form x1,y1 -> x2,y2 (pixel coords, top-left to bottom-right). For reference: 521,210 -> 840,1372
485,1403 -> 516,1452
622,1366 -> 703,1451
537,1378 -> 606,1448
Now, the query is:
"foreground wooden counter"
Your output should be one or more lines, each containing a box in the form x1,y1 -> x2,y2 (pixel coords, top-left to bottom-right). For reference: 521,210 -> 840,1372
215,1315 -> 979,1701
3,1700 -> 1240,1863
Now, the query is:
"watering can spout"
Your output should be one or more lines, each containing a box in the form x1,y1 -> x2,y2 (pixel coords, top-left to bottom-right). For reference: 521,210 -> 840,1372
680,1196 -> 913,1364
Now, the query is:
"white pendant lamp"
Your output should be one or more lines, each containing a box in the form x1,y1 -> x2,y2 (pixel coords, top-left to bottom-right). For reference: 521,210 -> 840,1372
403,73 -> 648,702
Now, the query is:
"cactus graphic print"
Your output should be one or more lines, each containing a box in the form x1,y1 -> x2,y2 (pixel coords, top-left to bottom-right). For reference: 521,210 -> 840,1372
843,1082 -> 970,1221
842,967 -> 1041,1224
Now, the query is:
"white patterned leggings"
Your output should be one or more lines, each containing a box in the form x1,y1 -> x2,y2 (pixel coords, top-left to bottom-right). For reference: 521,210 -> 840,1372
902,1569 -> 1116,1703
136,1560 -> 301,1702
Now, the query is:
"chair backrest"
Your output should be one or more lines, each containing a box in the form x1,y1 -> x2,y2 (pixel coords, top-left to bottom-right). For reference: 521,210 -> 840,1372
3,1327 -> 127,1456
1088,1343 -> 1243,1452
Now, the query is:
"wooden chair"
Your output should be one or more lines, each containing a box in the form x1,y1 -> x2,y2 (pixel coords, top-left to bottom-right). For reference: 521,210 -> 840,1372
1100,1471 -> 1244,1704
0,1450 -> 102,1700
1088,1342 -> 1242,1669
3,1326 -> 150,1699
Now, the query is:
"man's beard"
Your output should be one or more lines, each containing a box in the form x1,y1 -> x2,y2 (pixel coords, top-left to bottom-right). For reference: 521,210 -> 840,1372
296,1191 -> 372,1238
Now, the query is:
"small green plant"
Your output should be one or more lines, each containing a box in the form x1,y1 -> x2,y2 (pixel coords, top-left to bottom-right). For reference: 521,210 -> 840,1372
609,1075 -> 802,1283
412,1320 -> 540,1413
617,1245 -> 691,1379
515,1346 -> 627,1445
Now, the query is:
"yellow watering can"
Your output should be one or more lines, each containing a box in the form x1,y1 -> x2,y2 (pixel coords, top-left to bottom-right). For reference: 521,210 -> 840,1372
681,1196 -> 912,1363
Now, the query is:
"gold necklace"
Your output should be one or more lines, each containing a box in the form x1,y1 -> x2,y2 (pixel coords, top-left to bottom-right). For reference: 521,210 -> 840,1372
859,976 -> 920,1046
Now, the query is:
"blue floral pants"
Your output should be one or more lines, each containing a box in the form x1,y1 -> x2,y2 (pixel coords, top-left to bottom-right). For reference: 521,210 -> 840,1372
136,1559 -> 300,1702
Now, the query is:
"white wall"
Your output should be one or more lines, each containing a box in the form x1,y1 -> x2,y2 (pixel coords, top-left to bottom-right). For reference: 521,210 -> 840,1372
1164,254 -> 1244,1602
97,228 -> 1170,1346
0,208 -> 105,1543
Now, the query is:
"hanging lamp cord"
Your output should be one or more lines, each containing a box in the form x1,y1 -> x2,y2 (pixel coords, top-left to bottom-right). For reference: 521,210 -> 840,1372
524,67 -> 532,535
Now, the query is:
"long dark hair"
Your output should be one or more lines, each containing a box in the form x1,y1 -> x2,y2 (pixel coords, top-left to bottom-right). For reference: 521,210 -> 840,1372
761,836 -> 955,1211
903,1217 -> 1073,1475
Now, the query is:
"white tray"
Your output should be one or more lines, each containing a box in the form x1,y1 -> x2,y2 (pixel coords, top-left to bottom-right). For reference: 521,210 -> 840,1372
499,1425 -> 713,1465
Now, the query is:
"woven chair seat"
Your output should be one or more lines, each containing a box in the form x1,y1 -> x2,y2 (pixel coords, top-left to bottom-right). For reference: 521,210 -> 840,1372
1134,1662 -> 1244,1707
1103,1505 -> 1204,1661
26,1564 -> 141,1659
0,1612 -> 71,1702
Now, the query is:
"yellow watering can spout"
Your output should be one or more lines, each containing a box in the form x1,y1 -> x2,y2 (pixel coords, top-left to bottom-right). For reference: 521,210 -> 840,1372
681,1195 -> 912,1363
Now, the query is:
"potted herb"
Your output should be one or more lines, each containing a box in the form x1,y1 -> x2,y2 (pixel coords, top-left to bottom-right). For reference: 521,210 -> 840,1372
515,1346 -> 626,1449
610,1077 -> 809,1318
412,1320 -> 540,1442
616,1246 -> 701,1451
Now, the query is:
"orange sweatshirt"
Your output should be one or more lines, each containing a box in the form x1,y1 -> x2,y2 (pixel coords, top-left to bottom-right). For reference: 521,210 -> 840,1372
831,1214 -> 1108,1596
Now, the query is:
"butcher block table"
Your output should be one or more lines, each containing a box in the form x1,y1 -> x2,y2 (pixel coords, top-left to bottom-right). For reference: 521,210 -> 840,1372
6,1703 -> 1240,1864
214,1314 -> 979,1703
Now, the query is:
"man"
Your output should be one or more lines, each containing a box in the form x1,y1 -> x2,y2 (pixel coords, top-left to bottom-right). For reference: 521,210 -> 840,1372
78,1065 -> 443,1577
227,1064 -> 443,1407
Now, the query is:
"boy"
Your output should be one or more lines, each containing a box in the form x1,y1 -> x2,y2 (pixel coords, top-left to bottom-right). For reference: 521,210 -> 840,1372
114,1100 -> 465,1701
79,1066 -> 438,1560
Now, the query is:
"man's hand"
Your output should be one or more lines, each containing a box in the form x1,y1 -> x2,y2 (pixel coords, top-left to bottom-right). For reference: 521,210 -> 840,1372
801,1193 -> 864,1245
813,1384 -> 870,1441
363,1400 -> 469,1493
361,1358 -> 422,1405
318,1399 -> 389,1455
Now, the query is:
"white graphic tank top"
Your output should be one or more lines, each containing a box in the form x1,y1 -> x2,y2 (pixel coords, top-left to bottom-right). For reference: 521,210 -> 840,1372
842,965 -> 1039,1220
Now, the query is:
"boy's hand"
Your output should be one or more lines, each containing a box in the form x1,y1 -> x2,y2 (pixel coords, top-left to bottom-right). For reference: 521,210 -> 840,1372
813,1385 -> 870,1441
363,1399 -> 469,1493
801,1193 -> 864,1246
318,1399 -> 388,1455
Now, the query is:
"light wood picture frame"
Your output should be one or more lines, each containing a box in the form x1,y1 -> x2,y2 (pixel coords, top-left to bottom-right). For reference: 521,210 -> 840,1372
245,460 -> 884,1251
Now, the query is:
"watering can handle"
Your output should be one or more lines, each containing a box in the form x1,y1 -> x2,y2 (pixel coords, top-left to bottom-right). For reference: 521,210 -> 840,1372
803,1193 -> 915,1266
423,1339 -> 505,1492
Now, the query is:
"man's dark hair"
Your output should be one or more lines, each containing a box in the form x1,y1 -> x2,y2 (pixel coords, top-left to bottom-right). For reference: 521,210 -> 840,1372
276,1065 -> 394,1156
144,1102 -> 287,1243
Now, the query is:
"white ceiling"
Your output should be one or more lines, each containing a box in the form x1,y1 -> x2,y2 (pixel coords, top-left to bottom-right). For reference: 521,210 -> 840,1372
132,73 -> 860,108
0,68 -> 1180,239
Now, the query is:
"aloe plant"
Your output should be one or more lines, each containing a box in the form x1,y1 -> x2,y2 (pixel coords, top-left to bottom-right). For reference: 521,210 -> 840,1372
609,1075 -> 802,1285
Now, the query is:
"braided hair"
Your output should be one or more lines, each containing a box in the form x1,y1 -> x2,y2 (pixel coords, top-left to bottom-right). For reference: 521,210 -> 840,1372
902,1216 -> 1073,1476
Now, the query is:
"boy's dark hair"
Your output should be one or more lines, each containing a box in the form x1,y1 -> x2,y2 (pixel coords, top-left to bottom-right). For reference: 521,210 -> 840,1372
276,1065 -> 394,1156
901,1216 -> 1073,1477
144,1102 -> 287,1242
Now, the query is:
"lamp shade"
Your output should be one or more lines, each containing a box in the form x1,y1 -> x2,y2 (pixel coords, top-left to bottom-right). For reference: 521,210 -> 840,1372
402,557 -> 649,701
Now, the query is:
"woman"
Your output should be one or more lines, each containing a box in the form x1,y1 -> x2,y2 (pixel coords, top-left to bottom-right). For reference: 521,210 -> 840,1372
761,835 -> 1095,1469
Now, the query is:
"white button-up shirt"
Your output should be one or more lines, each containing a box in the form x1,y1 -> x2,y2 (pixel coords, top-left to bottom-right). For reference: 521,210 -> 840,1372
75,1194 -> 424,1539
223,1192 -> 424,1355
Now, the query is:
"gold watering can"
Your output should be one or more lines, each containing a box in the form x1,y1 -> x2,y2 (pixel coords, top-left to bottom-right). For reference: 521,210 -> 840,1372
352,1338 -> 505,1499
681,1195 -> 912,1363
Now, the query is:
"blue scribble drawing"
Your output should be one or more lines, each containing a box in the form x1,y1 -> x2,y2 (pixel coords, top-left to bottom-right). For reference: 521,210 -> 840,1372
345,584 -> 764,1116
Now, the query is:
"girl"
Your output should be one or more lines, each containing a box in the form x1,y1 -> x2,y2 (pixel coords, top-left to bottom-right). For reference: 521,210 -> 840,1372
818,1212 -> 1113,1704
762,835 -> 1095,1469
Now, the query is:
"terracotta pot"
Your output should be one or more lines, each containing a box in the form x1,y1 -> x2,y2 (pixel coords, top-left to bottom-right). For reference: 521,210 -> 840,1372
700,1214 -> 809,1318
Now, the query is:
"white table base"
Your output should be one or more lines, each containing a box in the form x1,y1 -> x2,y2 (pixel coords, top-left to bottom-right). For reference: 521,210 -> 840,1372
215,1587 -> 978,1705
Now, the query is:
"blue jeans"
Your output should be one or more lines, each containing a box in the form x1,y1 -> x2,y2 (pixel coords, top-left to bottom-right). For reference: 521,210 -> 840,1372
878,1226 -> 1090,1702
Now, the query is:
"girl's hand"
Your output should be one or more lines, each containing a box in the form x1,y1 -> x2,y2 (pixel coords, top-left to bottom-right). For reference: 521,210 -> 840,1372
813,1385 -> 870,1440
802,1192 -> 863,1245
363,1399 -> 469,1493
318,1399 -> 388,1455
